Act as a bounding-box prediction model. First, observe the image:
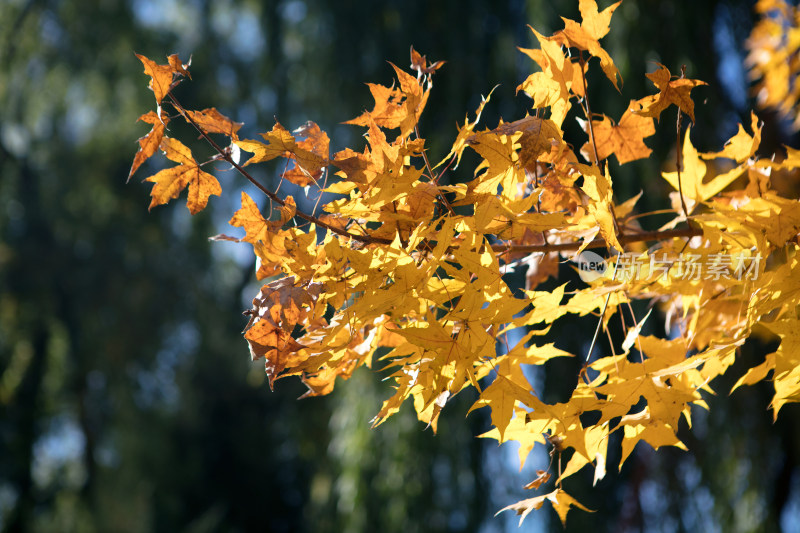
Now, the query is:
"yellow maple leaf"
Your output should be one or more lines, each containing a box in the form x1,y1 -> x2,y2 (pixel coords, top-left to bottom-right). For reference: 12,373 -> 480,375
554,0 -> 622,90
517,29 -> 575,127
498,488 -> 593,526
619,409 -> 687,465
579,164 -> 623,250
236,121 -> 329,186
701,111 -> 762,163
662,129 -> 745,211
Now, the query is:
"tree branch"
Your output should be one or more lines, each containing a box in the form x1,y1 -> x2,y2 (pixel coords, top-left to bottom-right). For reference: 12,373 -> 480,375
490,226 -> 702,254
167,94 -> 702,258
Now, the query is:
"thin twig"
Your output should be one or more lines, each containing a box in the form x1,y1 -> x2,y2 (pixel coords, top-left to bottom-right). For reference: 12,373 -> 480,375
415,124 -> 456,216
167,93 -> 393,246
676,65 -> 690,220
578,52 -> 623,240
586,259 -> 619,362
490,226 -> 702,254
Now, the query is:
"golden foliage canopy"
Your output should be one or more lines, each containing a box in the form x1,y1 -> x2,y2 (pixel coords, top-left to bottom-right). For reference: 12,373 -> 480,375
129,1 -> 800,525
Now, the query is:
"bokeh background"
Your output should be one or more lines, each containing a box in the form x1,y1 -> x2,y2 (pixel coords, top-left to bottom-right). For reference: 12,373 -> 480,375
2,0 -> 800,531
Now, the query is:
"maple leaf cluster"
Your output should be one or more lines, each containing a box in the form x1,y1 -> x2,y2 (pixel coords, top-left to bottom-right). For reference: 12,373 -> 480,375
129,1 -> 800,525
747,0 -> 800,130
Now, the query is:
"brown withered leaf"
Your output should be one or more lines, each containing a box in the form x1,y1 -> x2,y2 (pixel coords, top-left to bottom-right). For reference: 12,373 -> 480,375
128,110 -> 169,182
410,46 -> 445,76
243,277 -> 323,388
523,470 -> 552,490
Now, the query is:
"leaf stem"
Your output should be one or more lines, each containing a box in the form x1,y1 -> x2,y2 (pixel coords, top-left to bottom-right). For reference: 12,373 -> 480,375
578,52 -> 623,241
415,124 -> 456,216
676,65 -> 690,220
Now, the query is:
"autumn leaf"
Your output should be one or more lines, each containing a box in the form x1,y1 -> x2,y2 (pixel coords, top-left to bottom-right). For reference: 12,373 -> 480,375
578,0 -> 621,41
346,63 -> 428,138
497,488 -> 593,527
517,29 -> 575,127
184,108 -> 243,139
523,470 -> 551,490
284,121 -> 330,185
145,137 -> 221,214
630,64 -> 707,122
229,191 -> 271,244
701,111 -> 762,163
136,53 -> 189,106
579,163 -> 623,251
236,122 -> 297,165
662,128 -> 745,210
129,110 -> 169,182
243,277 -> 323,388
746,0 -> 800,129
618,409 -> 688,465
409,46 -> 445,77
236,121 -> 328,187
554,0 -> 622,89
167,53 -> 191,78
580,103 -> 655,164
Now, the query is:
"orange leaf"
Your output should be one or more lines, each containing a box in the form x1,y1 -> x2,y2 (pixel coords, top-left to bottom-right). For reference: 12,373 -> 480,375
136,53 -> 189,106
409,46 -> 445,76
236,122 -> 296,166
145,138 -> 221,214
581,103 -> 655,164
229,191 -> 270,244
523,470 -> 552,490
184,108 -> 243,139
284,121 -> 330,186
498,488 -> 592,527
128,110 -> 169,182
243,277 -> 323,388
236,121 -> 328,186
167,53 -> 191,78
630,64 -> 707,122
346,63 -> 427,138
